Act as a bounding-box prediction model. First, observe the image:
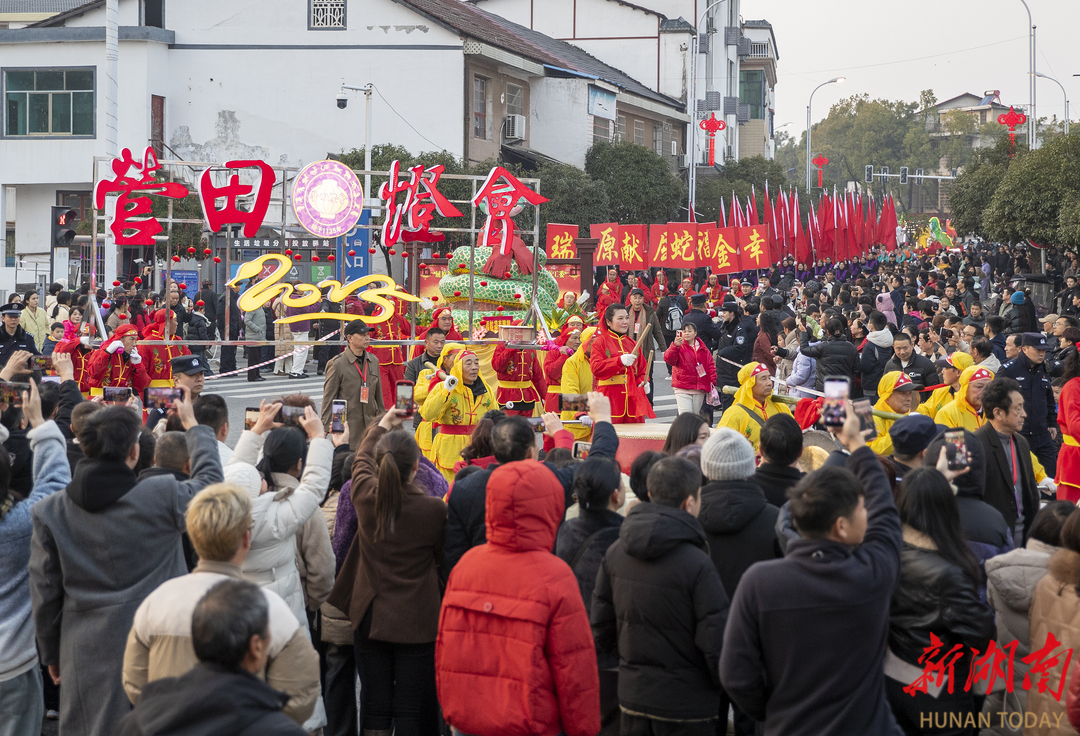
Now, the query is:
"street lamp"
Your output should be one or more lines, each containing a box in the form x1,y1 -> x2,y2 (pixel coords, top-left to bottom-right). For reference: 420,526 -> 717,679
805,77 -> 845,192
1018,0 -> 1037,149
687,0 -> 727,221
1034,72 -> 1069,136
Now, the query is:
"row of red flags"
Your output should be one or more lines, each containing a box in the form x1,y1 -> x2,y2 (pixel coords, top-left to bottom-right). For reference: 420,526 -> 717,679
546,186 -> 901,271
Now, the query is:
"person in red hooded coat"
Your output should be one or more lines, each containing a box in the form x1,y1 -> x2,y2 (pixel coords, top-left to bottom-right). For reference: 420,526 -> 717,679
54,320 -> 99,397
87,324 -> 150,396
543,317 -> 584,413
594,269 -> 621,316
409,307 -> 462,361
436,459 -> 601,736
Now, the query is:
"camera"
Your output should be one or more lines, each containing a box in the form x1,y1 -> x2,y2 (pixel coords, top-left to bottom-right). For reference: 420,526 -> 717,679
336,91 -> 348,109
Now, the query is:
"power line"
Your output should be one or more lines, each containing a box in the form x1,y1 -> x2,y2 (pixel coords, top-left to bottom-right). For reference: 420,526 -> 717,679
370,84 -> 451,153
779,35 -> 1026,76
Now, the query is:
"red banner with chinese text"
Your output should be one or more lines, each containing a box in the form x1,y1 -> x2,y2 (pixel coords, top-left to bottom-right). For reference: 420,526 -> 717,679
618,224 -> 647,270
591,223 -> 620,266
546,224 -> 579,259
664,222 -> 698,269
738,224 -> 772,271
711,227 -> 742,274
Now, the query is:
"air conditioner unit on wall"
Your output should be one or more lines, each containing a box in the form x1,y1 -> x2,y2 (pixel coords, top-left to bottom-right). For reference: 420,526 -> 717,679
505,114 -> 526,140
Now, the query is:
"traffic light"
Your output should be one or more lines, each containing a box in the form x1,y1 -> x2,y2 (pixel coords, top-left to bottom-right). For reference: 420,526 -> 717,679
915,168 -> 924,185
899,167 -> 909,185
51,205 -> 78,248
881,166 -> 890,179
864,165 -> 873,183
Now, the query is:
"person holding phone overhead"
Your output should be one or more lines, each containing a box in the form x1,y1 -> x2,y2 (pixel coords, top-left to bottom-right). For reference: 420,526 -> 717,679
87,324 -> 150,397
321,321 -> 383,451
716,362 -> 793,453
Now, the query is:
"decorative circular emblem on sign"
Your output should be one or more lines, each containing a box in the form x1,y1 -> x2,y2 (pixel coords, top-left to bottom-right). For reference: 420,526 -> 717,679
292,160 -> 365,238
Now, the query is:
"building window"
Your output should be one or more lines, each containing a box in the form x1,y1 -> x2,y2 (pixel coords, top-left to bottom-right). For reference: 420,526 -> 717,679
616,115 -> 626,142
473,76 -> 488,139
634,119 -> 645,145
739,70 -> 765,120
57,191 -> 92,223
593,116 -> 610,143
3,68 -> 95,137
506,83 -> 524,117
310,0 -> 346,29
653,122 -> 663,155
143,0 -> 164,28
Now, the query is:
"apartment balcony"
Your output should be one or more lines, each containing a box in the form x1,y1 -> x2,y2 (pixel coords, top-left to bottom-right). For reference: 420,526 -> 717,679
747,41 -> 774,60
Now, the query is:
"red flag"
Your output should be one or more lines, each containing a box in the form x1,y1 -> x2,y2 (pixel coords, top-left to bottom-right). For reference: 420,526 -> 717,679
731,192 -> 743,227
883,197 -> 899,251
748,186 -> 760,226
795,195 -> 810,265
763,184 -> 777,258
868,198 -> 878,247
808,201 -> 818,263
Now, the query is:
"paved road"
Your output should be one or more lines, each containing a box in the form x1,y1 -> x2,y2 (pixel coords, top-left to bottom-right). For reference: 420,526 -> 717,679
203,351 -> 681,447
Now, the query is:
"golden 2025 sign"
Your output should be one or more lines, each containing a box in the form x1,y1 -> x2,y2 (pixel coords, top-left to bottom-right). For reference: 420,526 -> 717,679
228,254 -> 421,325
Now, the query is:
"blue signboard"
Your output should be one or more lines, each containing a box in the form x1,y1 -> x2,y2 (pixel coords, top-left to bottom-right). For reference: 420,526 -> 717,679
169,270 -> 200,293
342,210 -> 371,282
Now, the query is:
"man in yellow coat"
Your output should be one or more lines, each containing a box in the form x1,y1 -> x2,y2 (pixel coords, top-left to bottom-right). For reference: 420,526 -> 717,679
420,345 -> 499,481
917,352 -> 973,420
717,362 -> 793,453
936,365 -> 994,432
869,371 -> 921,456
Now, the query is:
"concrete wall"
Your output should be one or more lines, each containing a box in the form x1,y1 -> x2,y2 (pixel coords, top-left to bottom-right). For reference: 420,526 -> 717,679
530,78 -> 591,167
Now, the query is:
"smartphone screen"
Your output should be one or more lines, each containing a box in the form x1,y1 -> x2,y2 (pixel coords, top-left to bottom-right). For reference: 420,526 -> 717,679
0,381 -> 29,405
244,407 -> 260,431
29,355 -> 53,371
945,429 -> 969,471
822,377 -> 849,427
105,386 -> 133,404
145,387 -> 181,410
572,441 -> 591,460
395,381 -> 414,416
527,417 -> 545,433
851,398 -> 877,440
558,393 -> 589,413
331,400 -> 347,432
274,405 -> 307,424
40,375 -> 61,384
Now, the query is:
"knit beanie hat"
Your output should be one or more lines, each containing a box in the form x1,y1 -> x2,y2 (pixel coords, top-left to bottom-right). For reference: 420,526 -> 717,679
700,427 -> 756,482
1010,291 -> 1025,305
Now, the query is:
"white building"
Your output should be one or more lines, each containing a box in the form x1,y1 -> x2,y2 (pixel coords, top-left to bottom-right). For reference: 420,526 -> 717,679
0,0 -> 688,295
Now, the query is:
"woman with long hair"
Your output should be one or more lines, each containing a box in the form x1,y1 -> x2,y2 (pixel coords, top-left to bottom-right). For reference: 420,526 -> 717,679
1056,351 -> 1080,501
663,321 -> 716,416
753,310 -> 783,376
49,290 -> 71,323
62,306 -> 84,340
455,410 -> 506,472
885,466 -> 994,735
661,412 -> 710,455
327,409 -> 447,736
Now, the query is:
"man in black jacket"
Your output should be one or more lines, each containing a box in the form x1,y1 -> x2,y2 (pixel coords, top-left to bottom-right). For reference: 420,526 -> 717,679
977,377 -> 1040,545
887,414 -> 937,482
720,407 -> 904,736
196,281 -> 218,340
216,285 -> 242,374
443,393 -> 617,572
0,302 -> 40,366
119,579 -> 304,736
883,331 -> 938,403
592,456 -> 729,736
751,414 -> 805,508
998,332 -> 1059,481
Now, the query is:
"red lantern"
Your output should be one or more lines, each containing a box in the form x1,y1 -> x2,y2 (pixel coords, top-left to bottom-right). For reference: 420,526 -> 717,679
458,263 -> 466,269
514,293 -> 522,299
285,249 -> 293,256
431,296 -> 439,302
401,251 -> 409,259
433,253 -> 442,259
328,254 -> 335,261
112,280 -> 121,286
369,247 -> 376,254
102,301 -> 111,309
496,306 -> 504,312
213,256 -> 222,263
179,283 -> 187,290
196,300 -> 205,307
293,253 -> 302,260
172,255 -> 181,262
480,281 -> 488,286
348,249 -> 356,257
503,271 -> 511,278
453,291 -> 462,297
203,248 -> 212,256
133,277 -> 142,284
118,313 -> 128,319
145,300 -> 154,307
187,247 -> 196,255
388,249 -> 396,256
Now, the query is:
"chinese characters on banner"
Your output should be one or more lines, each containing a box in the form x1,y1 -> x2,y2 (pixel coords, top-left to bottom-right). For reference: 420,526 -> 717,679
93,147 -> 190,245
590,223 -> 619,266
739,225 -> 772,271
712,228 -> 741,274
619,224 -> 647,268
649,223 -> 696,269
379,160 -> 463,247
546,224 -> 579,259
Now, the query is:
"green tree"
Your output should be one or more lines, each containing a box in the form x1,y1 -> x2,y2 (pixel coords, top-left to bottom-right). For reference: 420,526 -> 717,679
584,140 -> 685,224
534,162 -> 609,232
945,136 -> 1015,238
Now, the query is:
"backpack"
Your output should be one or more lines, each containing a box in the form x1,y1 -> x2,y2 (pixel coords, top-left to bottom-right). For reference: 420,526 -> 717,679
664,302 -> 683,332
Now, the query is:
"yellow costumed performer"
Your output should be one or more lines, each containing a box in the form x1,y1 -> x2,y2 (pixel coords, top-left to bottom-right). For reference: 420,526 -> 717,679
917,352 -> 973,420
560,326 -> 597,441
869,371 -> 921,456
936,365 -> 994,432
716,362 -> 792,453
420,344 -> 499,481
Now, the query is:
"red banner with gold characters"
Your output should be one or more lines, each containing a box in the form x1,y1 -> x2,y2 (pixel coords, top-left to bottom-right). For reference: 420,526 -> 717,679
618,224 -> 647,270
712,227 -> 742,274
546,223 -> 579,259
590,223 -> 620,266
738,224 -> 772,271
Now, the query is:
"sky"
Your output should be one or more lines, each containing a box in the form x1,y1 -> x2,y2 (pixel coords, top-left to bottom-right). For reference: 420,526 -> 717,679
744,0 -> 1079,138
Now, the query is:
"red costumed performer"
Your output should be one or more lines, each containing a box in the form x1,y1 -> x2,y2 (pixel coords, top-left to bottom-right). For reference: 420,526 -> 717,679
589,303 -> 654,423
409,307 -> 462,361
595,269 -> 620,316
370,298 -> 410,410
492,325 -> 548,416
87,324 -> 150,396
138,309 -> 190,387
54,321 -> 100,397
543,317 -> 584,413
1057,369 -> 1080,501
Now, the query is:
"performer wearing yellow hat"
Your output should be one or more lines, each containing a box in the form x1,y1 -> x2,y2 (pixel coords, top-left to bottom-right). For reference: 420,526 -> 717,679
420,344 -> 499,481
936,365 -> 995,432
917,352 -> 973,420
561,326 -> 597,441
716,362 -> 793,452
870,371 -> 921,456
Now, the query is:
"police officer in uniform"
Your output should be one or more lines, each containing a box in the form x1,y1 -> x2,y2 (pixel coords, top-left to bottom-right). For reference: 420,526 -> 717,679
715,298 -> 751,414
0,302 -> 39,367
998,332 -> 1059,476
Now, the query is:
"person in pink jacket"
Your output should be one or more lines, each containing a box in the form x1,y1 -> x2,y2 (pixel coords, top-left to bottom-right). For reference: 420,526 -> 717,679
663,321 -> 718,416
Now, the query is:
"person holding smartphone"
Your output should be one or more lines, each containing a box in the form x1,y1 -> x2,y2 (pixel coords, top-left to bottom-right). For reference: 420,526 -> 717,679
320,321 -> 383,450
663,322 -> 716,416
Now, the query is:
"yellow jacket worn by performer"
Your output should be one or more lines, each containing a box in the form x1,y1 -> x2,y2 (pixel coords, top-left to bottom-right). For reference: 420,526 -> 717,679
870,371 -> 921,456
936,365 -> 994,432
717,362 -> 792,453
917,352 -> 972,420
420,345 -> 499,482
560,327 -> 596,441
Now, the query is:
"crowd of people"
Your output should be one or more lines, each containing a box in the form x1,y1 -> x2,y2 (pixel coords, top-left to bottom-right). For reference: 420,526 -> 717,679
8,240 -> 1080,736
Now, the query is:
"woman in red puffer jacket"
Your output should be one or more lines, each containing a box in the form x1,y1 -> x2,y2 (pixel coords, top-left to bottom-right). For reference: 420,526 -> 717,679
436,460 -> 600,736
663,321 -> 717,416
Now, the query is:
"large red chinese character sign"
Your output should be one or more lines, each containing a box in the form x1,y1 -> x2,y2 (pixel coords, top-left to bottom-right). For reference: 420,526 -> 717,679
699,113 -> 727,167
998,106 -> 1027,158
473,166 -> 548,278
93,147 -> 189,245
378,160 -> 463,247
197,160 -> 275,237
812,155 -> 829,189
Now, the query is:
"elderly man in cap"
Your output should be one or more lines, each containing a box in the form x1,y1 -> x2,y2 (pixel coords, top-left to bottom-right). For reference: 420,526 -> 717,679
999,332 -> 1059,477
868,371 -> 921,456
0,301 -> 39,366
88,324 -> 150,397
144,354 -> 214,430
935,365 -> 995,432
321,320 -> 382,449
917,352 -> 973,421
717,362 -> 793,453
681,291 -> 722,352
888,414 -> 938,481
